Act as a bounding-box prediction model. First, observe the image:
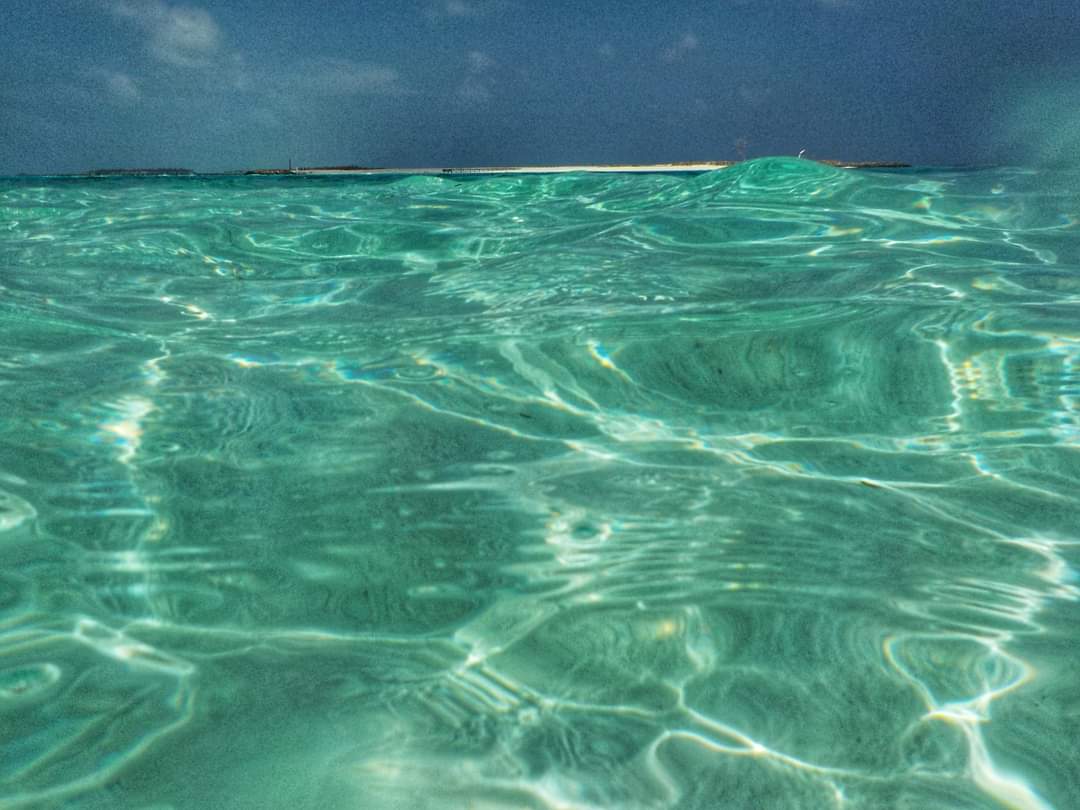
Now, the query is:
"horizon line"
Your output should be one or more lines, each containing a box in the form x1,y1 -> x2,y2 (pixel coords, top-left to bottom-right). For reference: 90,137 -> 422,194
10,158 -> 914,178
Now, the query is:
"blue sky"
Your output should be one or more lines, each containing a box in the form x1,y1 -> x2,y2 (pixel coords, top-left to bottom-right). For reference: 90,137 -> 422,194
2,0 -> 1079,173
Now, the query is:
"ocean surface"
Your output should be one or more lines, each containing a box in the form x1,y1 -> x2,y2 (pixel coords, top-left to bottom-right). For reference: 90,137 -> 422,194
2,158 -> 1079,809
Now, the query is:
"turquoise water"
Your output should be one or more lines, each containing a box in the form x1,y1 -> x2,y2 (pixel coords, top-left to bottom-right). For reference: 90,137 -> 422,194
2,158 -> 1079,808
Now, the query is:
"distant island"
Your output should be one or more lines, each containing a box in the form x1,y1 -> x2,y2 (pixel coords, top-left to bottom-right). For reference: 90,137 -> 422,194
73,160 -> 911,178
88,168 -> 195,176
244,160 -> 910,176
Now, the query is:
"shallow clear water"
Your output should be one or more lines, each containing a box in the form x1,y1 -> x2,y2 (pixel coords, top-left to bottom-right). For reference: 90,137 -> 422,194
2,158 -> 1079,809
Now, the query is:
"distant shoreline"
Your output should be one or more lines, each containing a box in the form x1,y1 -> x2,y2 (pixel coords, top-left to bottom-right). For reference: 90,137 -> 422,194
67,159 -> 911,178
248,160 -> 910,176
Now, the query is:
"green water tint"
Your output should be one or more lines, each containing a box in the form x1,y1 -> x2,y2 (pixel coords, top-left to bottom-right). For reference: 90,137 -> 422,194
1,158 -> 1079,808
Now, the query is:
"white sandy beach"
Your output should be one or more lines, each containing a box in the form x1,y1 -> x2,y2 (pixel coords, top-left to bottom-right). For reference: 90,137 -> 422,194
293,162 -> 736,176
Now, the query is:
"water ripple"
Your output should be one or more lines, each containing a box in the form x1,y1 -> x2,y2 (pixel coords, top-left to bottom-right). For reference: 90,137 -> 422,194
2,164 -> 1079,807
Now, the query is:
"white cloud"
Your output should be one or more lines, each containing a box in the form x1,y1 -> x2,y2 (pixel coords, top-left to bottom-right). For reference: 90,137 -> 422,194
466,50 -> 495,73
110,0 -> 223,67
425,0 -> 479,21
457,50 -> 495,104
457,75 -> 492,103
102,1 -> 407,111
101,70 -> 141,101
661,32 -> 699,63
445,0 -> 475,16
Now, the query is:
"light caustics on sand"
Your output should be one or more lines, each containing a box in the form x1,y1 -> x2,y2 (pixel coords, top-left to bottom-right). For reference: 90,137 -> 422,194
1,159 -> 1079,808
